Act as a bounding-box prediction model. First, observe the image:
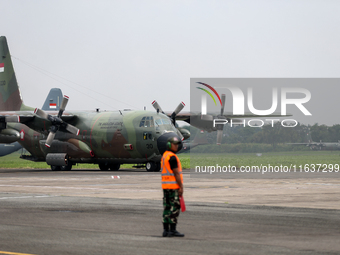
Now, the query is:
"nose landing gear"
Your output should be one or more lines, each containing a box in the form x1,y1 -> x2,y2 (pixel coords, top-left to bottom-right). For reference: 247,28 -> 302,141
146,161 -> 161,172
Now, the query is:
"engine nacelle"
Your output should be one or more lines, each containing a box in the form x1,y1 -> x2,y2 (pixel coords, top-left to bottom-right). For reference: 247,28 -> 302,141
178,128 -> 190,140
0,128 -> 20,143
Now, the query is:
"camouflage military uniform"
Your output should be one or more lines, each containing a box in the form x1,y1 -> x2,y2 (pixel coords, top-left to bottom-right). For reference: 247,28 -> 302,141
161,137 -> 184,237
162,189 -> 181,224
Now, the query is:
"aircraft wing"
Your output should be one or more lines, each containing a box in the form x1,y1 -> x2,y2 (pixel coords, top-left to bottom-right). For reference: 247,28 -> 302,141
0,110 -> 78,146
286,143 -> 326,151
287,142 -> 324,146
0,111 -> 76,125
172,111 -> 287,121
153,99 -> 291,143
286,143 -> 311,145
168,111 -> 289,132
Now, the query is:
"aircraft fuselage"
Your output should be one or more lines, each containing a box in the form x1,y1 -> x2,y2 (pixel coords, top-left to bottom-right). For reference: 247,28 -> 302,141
8,110 -> 181,166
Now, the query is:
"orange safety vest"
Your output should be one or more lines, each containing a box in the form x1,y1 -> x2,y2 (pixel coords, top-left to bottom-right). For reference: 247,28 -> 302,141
161,150 -> 183,189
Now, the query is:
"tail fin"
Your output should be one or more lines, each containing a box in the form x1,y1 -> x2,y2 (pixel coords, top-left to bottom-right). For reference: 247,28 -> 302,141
0,36 -> 32,111
41,88 -> 63,111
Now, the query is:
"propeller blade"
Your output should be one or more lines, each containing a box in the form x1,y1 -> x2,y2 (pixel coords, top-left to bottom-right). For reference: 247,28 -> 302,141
60,95 -> 69,112
173,102 -> 185,116
65,124 -> 80,135
152,100 -> 164,113
34,108 -> 49,120
58,95 -> 69,117
37,95 -> 76,149
217,130 -> 223,145
5,116 -> 20,122
220,94 -> 226,116
45,132 -> 56,148
170,102 -> 185,126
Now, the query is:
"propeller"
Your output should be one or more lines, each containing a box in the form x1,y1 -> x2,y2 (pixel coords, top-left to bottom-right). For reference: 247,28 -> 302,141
151,100 -> 164,114
151,100 -> 187,140
171,102 -> 185,126
152,100 -> 185,126
200,94 -> 226,145
34,95 -> 79,148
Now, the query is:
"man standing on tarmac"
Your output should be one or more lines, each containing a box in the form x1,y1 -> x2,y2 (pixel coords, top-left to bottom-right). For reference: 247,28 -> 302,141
161,136 -> 185,237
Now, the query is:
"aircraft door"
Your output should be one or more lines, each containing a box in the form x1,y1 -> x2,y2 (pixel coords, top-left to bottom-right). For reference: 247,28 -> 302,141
137,116 -> 157,158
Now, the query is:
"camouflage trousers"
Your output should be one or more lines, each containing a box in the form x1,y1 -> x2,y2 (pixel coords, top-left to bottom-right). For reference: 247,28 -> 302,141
162,189 -> 181,224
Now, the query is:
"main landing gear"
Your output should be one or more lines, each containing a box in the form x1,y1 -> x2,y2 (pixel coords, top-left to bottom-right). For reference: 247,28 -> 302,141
98,163 -> 121,171
50,162 -> 72,171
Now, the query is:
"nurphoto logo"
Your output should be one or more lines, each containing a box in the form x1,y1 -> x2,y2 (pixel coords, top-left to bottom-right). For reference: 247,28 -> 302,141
196,81 -> 312,128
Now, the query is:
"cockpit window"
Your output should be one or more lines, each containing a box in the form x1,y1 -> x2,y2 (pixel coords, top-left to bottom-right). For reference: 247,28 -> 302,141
154,117 -> 171,126
161,118 -> 171,125
155,118 -> 162,126
139,116 -> 154,127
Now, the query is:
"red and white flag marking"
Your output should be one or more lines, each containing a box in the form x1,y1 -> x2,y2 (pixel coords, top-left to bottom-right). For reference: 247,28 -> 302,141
49,103 -> 57,109
0,63 -> 4,72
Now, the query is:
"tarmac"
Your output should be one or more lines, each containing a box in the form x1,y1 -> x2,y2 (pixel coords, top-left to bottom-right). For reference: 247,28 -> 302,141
0,168 -> 340,255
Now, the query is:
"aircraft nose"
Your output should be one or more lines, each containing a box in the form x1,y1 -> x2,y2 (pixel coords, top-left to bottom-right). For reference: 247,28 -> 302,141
157,132 -> 183,155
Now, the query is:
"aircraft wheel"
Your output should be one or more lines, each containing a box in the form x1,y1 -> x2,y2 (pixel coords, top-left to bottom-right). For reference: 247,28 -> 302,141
99,163 -> 109,171
51,165 -> 61,171
146,162 -> 160,172
154,162 -> 161,172
61,164 -> 72,171
109,163 -> 120,171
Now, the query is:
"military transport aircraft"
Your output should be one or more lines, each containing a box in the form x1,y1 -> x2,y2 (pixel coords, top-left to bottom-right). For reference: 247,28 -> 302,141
287,129 -> 340,150
0,36 -> 187,171
0,36 -> 288,171
0,88 -> 64,157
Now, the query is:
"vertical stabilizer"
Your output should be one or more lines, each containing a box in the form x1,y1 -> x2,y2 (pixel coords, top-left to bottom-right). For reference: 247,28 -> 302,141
0,36 -> 32,111
41,88 -> 63,111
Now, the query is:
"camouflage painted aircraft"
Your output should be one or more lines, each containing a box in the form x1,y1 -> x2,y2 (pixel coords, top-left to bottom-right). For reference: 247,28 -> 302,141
0,88 -> 64,157
0,36 -> 187,171
287,128 -> 340,150
0,36 -> 288,170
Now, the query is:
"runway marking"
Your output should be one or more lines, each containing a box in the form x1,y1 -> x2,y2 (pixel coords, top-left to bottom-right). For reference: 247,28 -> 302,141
0,251 -> 36,255
0,185 -> 157,192
306,183 -> 340,186
0,195 -> 53,200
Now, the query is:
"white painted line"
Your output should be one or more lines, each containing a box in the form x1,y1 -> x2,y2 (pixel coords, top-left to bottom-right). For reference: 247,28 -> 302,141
0,195 -> 54,200
0,185 -> 157,192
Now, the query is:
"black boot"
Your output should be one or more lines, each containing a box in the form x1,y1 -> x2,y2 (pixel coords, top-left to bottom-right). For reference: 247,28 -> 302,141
168,223 -> 184,237
162,223 -> 169,237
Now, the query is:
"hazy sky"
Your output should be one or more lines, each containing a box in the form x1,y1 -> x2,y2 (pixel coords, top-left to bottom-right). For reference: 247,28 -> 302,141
2,1 -> 340,121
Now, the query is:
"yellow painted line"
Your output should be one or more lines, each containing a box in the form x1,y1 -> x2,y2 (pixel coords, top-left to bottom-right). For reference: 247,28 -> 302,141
0,251 -> 36,255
